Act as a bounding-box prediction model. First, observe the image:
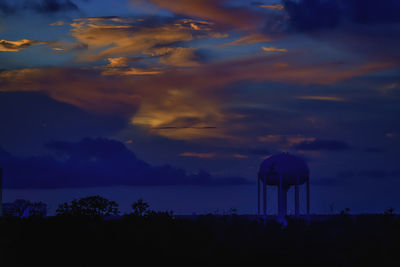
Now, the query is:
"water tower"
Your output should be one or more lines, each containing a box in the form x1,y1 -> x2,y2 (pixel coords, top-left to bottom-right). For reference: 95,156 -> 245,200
258,153 -> 310,223
0,168 -> 3,217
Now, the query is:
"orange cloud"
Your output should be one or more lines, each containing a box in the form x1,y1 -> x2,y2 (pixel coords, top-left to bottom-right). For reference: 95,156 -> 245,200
379,83 -> 398,94
258,134 -> 315,145
50,21 -> 66,26
180,152 -> 215,159
262,46 -> 288,52
0,39 -> 56,52
234,154 -> 249,159
107,57 -> 130,68
297,96 -> 347,101
102,67 -> 162,76
386,133 -> 397,139
0,52 -> 395,141
70,18 -> 192,61
139,0 -> 263,30
145,47 -> 201,67
69,17 -> 221,65
222,33 -> 271,46
259,4 -> 284,11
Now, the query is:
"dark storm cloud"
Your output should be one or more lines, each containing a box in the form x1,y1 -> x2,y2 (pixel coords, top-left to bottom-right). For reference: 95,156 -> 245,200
0,0 -> 79,15
283,0 -> 400,32
294,139 -> 351,151
27,0 -> 78,13
0,92 -> 126,154
0,138 -> 249,188
0,1 -> 15,14
282,1 -> 400,63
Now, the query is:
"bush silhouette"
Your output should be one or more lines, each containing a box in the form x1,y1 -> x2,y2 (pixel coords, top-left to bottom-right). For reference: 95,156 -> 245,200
3,199 -> 46,218
131,198 -> 150,216
56,195 -> 119,217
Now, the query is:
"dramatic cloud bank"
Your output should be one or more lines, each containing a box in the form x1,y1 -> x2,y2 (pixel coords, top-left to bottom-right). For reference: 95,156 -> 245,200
0,138 -> 249,188
283,0 -> 400,32
0,0 -> 79,15
294,139 -> 352,151
0,0 -> 400,212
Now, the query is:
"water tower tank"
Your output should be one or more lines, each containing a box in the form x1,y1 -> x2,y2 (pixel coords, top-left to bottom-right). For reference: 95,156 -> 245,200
259,153 -> 309,186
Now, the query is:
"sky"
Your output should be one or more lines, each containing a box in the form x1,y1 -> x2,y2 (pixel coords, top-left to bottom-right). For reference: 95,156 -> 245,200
1,0 -> 400,215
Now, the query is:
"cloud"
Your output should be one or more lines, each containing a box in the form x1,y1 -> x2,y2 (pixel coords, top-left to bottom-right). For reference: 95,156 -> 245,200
102,67 -> 162,76
69,16 -> 220,64
282,0 -> 400,67
50,21 -> 66,26
258,134 -> 315,145
0,91 -> 126,154
233,154 -> 248,159
180,152 -> 215,159
137,0 -> 264,30
261,46 -> 288,52
27,0 -> 79,14
0,138 -> 249,188
106,57 -> 133,68
283,0 -> 400,32
150,47 -> 202,67
0,0 -> 79,15
0,49 -> 394,141
259,4 -> 284,11
297,96 -> 347,102
222,33 -> 271,46
294,139 -> 352,151
0,39 -> 56,52
101,57 -> 165,76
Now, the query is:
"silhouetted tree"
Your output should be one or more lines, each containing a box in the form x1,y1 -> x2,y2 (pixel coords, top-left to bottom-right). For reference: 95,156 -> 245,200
228,208 -> 238,215
3,200 -> 47,218
56,195 -> 119,217
340,207 -> 350,216
12,199 -> 31,217
131,198 -> 150,216
384,207 -> 395,216
29,202 -> 47,218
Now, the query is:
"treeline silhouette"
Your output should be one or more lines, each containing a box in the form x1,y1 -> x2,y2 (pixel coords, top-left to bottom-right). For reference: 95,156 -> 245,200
1,196 -> 399,266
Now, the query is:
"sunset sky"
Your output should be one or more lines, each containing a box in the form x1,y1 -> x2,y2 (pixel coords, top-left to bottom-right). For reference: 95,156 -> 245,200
1,0 -> 400,214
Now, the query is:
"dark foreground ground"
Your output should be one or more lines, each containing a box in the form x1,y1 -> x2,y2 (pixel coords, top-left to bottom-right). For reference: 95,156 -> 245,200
1,214 -> 399,266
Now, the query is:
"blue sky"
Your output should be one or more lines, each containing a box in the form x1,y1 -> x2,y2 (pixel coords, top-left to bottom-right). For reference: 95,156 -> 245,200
1,0 -> 400,214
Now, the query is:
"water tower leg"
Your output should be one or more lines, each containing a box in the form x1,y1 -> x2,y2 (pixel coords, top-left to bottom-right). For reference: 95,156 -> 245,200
257,176 -> 260,217
263,181 -> 267,219
0,168 -> 2,217
282,187 -> 288,218
278,175 -> 283,222
295,184 -> 299,218
306,180 -> 310,220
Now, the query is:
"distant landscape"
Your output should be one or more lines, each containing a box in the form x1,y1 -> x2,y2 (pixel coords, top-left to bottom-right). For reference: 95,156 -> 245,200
1,196 -> 399,266
1,0 -> 400,265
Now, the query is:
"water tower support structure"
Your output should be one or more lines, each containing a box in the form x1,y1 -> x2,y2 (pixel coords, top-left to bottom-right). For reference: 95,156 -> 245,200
0,168 -> 3,217
306,180 -> 310,219
257,153 -> 311,222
